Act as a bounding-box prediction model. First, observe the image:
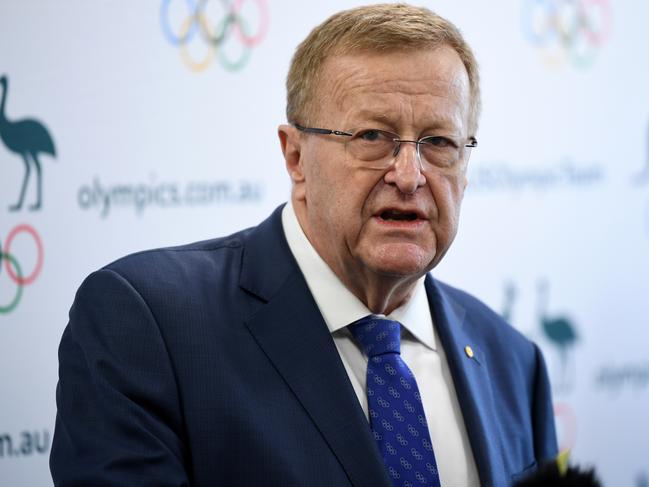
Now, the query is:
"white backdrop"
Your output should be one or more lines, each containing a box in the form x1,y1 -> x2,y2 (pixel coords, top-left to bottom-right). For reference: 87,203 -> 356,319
1,1 -> 648,485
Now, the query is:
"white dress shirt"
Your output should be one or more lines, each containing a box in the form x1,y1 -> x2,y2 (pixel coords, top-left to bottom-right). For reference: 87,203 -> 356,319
282,202 -> 480,487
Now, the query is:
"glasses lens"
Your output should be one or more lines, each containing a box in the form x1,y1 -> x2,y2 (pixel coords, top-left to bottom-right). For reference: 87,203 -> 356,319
347,129 -> 396,166
418,136 -> 463,169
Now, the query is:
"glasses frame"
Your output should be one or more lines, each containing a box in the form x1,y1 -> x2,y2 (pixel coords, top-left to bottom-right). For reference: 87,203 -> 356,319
293,122 -> 477,170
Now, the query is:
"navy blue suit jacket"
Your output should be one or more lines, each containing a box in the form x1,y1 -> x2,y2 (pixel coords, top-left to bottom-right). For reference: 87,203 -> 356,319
51,205 -> 557,486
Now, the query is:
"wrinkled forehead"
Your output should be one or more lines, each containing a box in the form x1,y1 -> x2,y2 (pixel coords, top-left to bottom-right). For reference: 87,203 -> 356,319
315,47 -> 471,131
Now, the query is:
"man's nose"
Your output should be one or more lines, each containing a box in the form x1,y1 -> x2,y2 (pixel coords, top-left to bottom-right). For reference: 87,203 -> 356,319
384,141 -> 427,194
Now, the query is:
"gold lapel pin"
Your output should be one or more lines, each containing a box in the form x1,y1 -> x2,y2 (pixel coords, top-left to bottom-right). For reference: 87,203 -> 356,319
464,345 -> 474,359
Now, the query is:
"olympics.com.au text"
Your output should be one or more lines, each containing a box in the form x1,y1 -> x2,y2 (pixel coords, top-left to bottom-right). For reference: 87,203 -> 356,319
77,177 -> 264,218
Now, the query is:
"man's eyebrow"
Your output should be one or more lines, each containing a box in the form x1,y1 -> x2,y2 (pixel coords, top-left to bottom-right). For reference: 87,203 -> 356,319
348,109 -> 460,132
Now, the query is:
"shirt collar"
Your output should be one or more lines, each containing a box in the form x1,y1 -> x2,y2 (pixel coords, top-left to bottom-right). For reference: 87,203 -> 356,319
281,202 -> 436,350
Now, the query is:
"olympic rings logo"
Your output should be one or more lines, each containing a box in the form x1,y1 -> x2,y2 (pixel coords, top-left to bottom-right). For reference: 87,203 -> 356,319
521,0 -> 612,69
0,224 -> 44,314
160,0 -> 269,73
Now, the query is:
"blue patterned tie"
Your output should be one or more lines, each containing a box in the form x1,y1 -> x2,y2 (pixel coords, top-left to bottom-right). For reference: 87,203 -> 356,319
349,316 -> 441,487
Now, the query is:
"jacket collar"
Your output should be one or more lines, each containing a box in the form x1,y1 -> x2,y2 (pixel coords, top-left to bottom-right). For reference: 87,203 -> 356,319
425,276 -> 506,487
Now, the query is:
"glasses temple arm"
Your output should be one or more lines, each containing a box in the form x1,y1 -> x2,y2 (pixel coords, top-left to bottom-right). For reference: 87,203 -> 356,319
293,123 -> 352,137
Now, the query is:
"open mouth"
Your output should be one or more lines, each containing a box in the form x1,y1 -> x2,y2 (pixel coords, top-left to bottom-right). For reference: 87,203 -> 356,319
379,210 -> 420,221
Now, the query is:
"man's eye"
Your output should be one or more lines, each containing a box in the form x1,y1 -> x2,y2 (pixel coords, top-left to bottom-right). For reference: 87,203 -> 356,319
421,136 -> 456,148
358,130 -> 383,142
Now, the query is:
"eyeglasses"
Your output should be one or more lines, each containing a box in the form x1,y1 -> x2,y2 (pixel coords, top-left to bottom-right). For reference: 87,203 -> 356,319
294,123 -> 477,171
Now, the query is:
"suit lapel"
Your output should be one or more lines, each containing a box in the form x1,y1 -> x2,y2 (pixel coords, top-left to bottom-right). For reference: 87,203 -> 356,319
425,276 -> 506,487
239,207 -> 390,487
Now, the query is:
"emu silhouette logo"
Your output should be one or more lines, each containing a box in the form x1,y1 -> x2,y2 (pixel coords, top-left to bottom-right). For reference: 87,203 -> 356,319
0,75 -> 56,211
501,280 -> 579,392
537,280 -> 578,392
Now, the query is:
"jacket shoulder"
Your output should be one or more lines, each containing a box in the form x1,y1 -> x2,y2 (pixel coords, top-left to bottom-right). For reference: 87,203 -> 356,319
108,226 -> 252,272
91,226 -> 257,302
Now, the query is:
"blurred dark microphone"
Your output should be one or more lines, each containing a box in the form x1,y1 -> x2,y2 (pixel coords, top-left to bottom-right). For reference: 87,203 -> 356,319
513,451 -> 603,487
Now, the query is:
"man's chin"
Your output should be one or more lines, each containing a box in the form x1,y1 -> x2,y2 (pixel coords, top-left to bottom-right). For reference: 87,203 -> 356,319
364,243 -> 436,278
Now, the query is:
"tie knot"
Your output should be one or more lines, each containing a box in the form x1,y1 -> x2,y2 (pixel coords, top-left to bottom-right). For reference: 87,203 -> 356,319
348,316 -> 401,357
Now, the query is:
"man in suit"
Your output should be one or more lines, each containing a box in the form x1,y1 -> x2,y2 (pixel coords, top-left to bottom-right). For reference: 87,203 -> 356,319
51,4 -> 557,486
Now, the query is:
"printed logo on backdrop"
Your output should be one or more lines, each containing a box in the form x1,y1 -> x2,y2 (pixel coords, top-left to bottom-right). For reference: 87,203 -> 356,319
78,176 -> 264,218
521,0 -> 612,69
0,225 -> 44,315
501,280 -> 579,453
0,75 -> 50,316
501,279 -> 579,393
161,0 -> 269,73
595,363 -> 649,393
466,158 -> 605,194
553,401 -> 578,453
537,279 -> 579,392
0,429 -> 50,459
0,75 -> 56,212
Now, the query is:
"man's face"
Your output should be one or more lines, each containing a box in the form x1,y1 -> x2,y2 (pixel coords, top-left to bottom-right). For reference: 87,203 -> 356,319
283,46 -> 472,291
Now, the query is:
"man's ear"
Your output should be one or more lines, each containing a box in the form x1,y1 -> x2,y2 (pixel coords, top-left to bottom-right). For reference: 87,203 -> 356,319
278,124 -> 307,199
